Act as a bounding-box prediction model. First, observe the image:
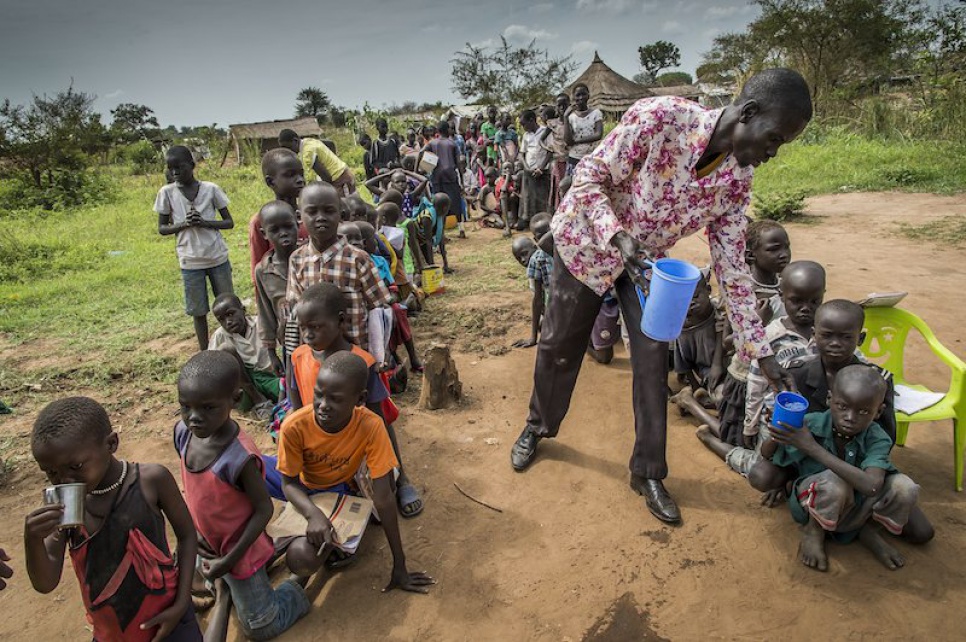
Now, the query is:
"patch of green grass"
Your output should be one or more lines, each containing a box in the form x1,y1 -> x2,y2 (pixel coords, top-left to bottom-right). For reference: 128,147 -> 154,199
754,129 -> 966,196
899,214 -> 966,245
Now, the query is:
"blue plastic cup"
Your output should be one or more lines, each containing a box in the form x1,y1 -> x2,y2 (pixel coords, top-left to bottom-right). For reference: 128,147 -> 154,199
634,258 -> 702,342
772,391 -> 809,430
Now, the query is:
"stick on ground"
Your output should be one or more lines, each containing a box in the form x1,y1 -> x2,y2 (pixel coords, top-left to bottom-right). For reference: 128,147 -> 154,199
453,482 -> 503,513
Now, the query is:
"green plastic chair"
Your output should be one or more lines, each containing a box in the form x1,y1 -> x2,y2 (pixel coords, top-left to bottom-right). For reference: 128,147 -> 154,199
860,307 -> 966,491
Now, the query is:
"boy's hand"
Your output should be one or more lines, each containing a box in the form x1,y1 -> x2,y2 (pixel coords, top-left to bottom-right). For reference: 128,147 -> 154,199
512,337 -> 537,349
201,556 -> 232,581
25,505 -> 64,541
269,352 -> 284,377
760,488 -> 787,508
770,422 -> 815,452
0,548 -> 12,590
756,298 -> 773,324
141,601 -> 188,642
306,515 -> 338,549
383,564 -> 435,594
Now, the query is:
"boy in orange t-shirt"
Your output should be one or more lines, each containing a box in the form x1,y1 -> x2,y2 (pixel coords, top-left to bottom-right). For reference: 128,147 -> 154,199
286,283 -> 421,519
268,352 -> 434,593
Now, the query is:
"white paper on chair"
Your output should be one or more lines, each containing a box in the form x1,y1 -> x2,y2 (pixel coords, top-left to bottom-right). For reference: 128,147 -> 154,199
893,384 -> 944,415
856,292 -> 907,308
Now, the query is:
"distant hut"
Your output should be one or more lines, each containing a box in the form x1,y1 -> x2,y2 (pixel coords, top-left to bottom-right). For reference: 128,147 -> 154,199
562,52 -> 653,118
225,116 -> 324,165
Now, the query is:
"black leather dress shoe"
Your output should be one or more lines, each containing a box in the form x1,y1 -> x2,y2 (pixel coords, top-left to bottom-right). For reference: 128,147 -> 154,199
630,476 -> 682,525
510,427 -> 542,471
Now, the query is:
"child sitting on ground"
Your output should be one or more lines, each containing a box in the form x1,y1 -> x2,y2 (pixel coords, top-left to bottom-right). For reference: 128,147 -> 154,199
513,214 -> 552,349
671,271 -> 725,398
746,219 -> 791,325
286,182 -> 393,354
25,397 -> 202,640
249,149 -> 308,287
288,284 -> 422,518
155,145 -> 235,351
692,261 -> 825,485
477,167 -> 504,230
678,219 -> 792,446
764,364 -> 934,572
175,351 -> 309,641
210,293 -> 281,419
254,201 -> 300,374
748,299 -> 898,501
266,352 -> 435,590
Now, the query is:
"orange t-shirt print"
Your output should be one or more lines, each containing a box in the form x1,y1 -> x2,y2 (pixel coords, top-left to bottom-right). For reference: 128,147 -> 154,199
276,405 -> 398,489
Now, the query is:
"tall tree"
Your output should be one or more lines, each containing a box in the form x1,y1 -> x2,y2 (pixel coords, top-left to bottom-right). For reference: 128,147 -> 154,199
451,37 -> 577,109
110,103 -> 160,143
698,0 -> 927,104
637,40 -> 681,85
295,87 -> 332,124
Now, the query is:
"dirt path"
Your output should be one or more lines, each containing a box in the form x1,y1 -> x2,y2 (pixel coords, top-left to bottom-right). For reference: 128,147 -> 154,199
1,193 -> 964,640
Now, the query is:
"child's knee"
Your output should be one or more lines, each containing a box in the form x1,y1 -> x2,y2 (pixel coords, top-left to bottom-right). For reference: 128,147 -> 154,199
285,538 -> 325,577
748,462 -> 782,492
886,473 -> 919,503
903,508 -> 935,545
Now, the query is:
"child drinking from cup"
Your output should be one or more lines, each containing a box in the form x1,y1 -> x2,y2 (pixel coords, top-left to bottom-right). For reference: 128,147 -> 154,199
25,397 -> 202,641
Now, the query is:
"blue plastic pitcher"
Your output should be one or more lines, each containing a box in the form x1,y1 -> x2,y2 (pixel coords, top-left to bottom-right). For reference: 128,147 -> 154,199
634,258 -> 702,342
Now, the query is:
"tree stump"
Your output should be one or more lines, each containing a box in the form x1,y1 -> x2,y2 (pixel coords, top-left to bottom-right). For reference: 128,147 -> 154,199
418,344 -> 462,410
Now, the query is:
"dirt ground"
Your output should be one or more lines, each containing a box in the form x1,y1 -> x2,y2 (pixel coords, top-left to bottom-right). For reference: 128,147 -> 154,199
1,192 -> 964,641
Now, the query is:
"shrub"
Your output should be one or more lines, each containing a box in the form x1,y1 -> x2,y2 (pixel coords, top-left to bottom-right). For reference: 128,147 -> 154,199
0,170 -> 114,213
0,232 -> 105,283
124,141 -> 162,175
752,191 -> 806,222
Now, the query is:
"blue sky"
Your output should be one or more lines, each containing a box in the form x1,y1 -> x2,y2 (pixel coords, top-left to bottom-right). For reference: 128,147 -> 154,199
0,0 -> 936,128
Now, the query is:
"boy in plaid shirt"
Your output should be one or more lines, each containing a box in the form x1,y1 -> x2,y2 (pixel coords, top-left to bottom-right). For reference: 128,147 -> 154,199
286,183 -> 392,353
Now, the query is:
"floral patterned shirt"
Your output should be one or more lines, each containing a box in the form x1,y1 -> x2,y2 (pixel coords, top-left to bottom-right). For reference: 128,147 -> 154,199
551,96 -> 771,363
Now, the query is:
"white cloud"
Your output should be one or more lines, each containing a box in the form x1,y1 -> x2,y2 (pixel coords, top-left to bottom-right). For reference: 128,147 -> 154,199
661,20 -> 684,35
103,89 -> 124,99
570,40 -> 600,56
469,37 -> 497,49
530,2 -> 556,13
576,0 -> 635,14
706,5 -> 740,18
502,24 -> 557,44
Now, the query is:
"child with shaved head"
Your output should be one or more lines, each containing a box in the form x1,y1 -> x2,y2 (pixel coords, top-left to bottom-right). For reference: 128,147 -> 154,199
766,364 -> 934,572
250,148 -> 308,287
272,352 -> 435,591
175,351 -> 310,640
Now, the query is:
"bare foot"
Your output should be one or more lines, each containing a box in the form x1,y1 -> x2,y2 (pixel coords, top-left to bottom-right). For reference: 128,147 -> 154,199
799,518 -> 828,571
693,388 -> 716,410
859,524 -> 905,570
670,387 -> 694,416
695,424 -> 714,445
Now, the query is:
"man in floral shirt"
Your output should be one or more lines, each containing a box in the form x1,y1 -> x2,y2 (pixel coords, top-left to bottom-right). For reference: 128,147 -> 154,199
511,69 -> 813,525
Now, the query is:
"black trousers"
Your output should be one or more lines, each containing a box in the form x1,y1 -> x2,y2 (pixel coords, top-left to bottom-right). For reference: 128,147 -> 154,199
526,250 -> 670,479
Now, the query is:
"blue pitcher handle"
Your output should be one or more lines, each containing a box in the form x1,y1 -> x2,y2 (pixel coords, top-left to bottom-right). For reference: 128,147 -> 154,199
634,259 -> 655,305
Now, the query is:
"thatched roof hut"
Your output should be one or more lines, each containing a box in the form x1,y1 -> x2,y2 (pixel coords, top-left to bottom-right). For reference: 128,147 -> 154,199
226,116 -> 323,164
562,52 -> 653,117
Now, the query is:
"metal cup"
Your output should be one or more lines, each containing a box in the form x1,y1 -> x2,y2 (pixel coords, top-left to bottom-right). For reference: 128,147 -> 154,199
43,483 -> 85,529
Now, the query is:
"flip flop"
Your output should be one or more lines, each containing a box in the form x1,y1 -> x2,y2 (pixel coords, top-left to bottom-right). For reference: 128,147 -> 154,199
396,482 -> 424,518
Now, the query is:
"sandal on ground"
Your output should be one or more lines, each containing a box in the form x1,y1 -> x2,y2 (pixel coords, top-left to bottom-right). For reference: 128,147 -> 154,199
396,482 -> 424,518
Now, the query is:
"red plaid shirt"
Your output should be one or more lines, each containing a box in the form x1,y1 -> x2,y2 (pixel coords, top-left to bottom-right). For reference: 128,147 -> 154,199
286,237 -> 392,349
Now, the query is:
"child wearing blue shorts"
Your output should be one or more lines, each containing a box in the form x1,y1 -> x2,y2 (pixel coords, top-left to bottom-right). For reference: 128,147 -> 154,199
155,146 -> 235,350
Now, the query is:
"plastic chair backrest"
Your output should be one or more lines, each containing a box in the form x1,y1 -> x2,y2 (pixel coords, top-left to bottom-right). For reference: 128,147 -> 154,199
862,307 -> 966,412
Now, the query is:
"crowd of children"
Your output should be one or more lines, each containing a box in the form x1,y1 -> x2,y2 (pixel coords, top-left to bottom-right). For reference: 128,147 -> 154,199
16,81 -> 939,641
664,219 -> 934,572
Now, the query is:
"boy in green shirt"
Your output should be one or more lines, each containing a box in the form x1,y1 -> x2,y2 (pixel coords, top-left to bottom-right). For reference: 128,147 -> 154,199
765,365 -> 934,572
